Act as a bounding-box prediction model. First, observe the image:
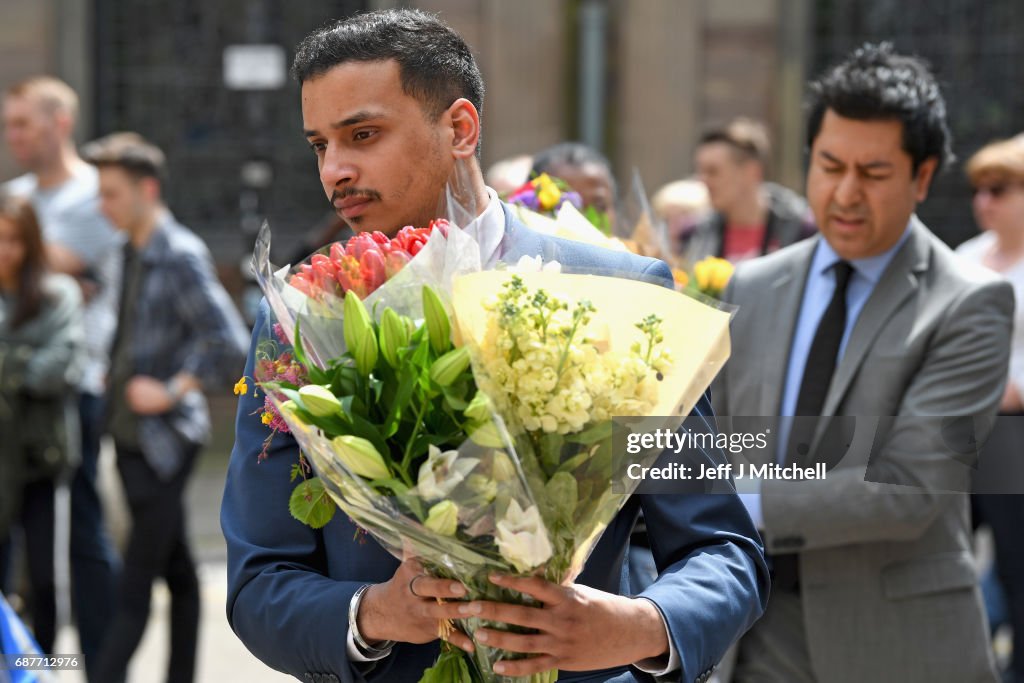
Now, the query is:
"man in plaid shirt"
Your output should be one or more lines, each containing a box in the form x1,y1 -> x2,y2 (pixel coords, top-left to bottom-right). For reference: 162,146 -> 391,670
82,132 -> 248,683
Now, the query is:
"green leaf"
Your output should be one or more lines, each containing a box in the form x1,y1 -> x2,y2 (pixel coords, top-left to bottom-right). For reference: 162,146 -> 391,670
442,387 -> 469,411
382,367 -> 418,438
343,412 -> 391,462
556,449 -> 592,475
566,421 -> 612,445
291,320 -> 329,384
288,477 -> 337,529
539,432 -> 565,477
417,649 -> 474,683
546,471 -> 578,524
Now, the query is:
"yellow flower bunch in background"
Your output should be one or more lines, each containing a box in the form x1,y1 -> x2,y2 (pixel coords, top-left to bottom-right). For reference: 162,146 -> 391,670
677,256 -> 734,298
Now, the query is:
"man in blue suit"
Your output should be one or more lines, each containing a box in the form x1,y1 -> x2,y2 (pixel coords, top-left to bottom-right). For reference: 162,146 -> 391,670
221,9 -> 768,683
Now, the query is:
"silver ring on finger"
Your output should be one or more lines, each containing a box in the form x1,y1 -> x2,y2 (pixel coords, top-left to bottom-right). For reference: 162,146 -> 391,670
408,573 -> 428,598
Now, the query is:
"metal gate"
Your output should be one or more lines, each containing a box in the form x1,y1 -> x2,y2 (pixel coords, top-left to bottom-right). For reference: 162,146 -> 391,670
93,0 -> 366,263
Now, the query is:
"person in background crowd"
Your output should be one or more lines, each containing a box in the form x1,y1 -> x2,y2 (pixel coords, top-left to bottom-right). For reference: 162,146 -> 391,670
0,194 -> 84,655
2,76 -> 122,677
714,42 -> 1009,682
691,117 -> 815,263
485,154 -> 533,195
651,178 -> 712,259
957,133 -> 1024,683
532,142 -> 618,231
82,133 -> 248,683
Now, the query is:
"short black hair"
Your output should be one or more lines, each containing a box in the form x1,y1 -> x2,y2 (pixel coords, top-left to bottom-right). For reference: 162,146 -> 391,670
292,9 -> 484,121
531,142 -> 614,186
806,42 -> 954,175
82,132 -> 166,182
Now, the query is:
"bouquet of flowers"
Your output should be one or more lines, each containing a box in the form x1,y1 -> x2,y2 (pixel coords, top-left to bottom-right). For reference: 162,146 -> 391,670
245,189 -> 731,682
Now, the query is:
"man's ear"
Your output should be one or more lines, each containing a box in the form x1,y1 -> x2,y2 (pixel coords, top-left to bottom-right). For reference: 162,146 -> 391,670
141,176 -> 161,203
913,157 -> 939,203
53,110 -> 75,140
447,98 -> 480,159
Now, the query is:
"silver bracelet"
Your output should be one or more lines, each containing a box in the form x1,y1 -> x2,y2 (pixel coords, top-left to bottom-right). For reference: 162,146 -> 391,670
349,584 -> 395,657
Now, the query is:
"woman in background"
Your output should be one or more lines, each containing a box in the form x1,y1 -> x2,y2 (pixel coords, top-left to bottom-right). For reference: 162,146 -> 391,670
957,134 -> 1024,683
0,193 -> 84,654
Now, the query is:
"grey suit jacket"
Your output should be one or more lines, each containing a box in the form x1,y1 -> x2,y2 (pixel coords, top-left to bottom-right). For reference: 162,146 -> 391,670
712,217 -> 1011,682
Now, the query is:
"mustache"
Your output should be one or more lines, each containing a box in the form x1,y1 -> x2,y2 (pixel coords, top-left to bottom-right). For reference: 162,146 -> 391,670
331,187 -> 382,204
827,204 -> 868,220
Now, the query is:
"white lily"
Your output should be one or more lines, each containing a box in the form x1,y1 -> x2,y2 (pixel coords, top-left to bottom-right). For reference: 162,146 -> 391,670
416,445 -> 479,500
495,500 -> 553,573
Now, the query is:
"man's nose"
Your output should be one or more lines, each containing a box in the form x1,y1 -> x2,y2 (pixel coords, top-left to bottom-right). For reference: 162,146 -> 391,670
833,171 -> 864,207
320,146 -> 358,189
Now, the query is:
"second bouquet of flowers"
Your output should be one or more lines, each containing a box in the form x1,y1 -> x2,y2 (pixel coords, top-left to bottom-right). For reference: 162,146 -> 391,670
247,206 -> 731,682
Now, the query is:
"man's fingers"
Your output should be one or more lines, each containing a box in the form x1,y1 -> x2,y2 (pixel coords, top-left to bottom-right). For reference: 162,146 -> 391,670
488,574 -> 566,605
474,628 -> 551,654
444,629 -> 475,654
456,600 -> 548,630
408,574 -> 467,599
492,654 -> 559,677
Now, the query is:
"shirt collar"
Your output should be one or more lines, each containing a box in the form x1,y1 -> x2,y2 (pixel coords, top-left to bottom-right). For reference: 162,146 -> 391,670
810,220 -> 913,285
459,187 -> 505,267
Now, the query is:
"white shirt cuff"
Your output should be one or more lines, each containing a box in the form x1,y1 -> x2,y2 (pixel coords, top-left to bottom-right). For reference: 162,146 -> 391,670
632,597 -> 680,675
346,599 -> 393,663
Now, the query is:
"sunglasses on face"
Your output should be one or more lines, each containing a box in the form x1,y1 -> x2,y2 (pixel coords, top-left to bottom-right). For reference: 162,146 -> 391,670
973,183 -> 1021,199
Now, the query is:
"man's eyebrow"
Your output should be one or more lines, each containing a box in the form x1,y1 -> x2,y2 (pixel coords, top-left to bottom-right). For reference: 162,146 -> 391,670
818,150 -> 893,170
304,111 -> 383,137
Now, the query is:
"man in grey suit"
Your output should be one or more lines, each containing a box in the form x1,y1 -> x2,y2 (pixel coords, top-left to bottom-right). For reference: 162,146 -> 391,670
714,43 -> 1012,682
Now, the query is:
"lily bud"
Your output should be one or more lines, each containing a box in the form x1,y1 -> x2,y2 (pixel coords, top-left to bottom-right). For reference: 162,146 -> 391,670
298,385 -> 342,417
424,500 -> 459,536
378,308 -> 410,368
343,292 -> 378,374
279,400 -> 301,420
464,392 -> 492,423
469,420 -> 507,449
331,435 -> 391,480
429,346 -> 471,387
422,285 -> 451,354
466,474 -> 497,502
490,450 -> 517,482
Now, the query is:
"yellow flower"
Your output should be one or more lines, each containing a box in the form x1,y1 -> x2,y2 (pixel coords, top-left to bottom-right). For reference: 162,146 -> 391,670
672,268 -> 689,289
233,377 -> 249,395
693,257 -> 734,295
534,174 -> 561,211
260,411 -> 274,425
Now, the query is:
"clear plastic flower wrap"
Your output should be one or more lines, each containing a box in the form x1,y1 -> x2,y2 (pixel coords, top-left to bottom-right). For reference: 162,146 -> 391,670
247,180 -> 733,683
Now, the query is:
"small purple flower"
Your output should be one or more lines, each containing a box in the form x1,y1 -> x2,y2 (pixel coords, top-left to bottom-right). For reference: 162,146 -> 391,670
511,190 -> 541,212
560,191 -> 583,210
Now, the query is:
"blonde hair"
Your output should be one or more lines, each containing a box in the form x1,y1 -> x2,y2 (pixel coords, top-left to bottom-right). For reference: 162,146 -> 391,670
966,135 -> 1024,186
652,179 -> 710,220
5,76 -> 79,122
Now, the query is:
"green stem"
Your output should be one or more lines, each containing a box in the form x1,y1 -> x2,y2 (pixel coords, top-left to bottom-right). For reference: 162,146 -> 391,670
401,394 -> 427,475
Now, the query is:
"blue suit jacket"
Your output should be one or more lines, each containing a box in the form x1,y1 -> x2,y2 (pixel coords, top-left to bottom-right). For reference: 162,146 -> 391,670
222,205 -> 769,683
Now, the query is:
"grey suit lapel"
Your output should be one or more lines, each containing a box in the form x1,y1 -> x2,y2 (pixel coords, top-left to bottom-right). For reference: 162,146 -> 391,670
822,218 -> 931,416
758,239 -> 817,417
